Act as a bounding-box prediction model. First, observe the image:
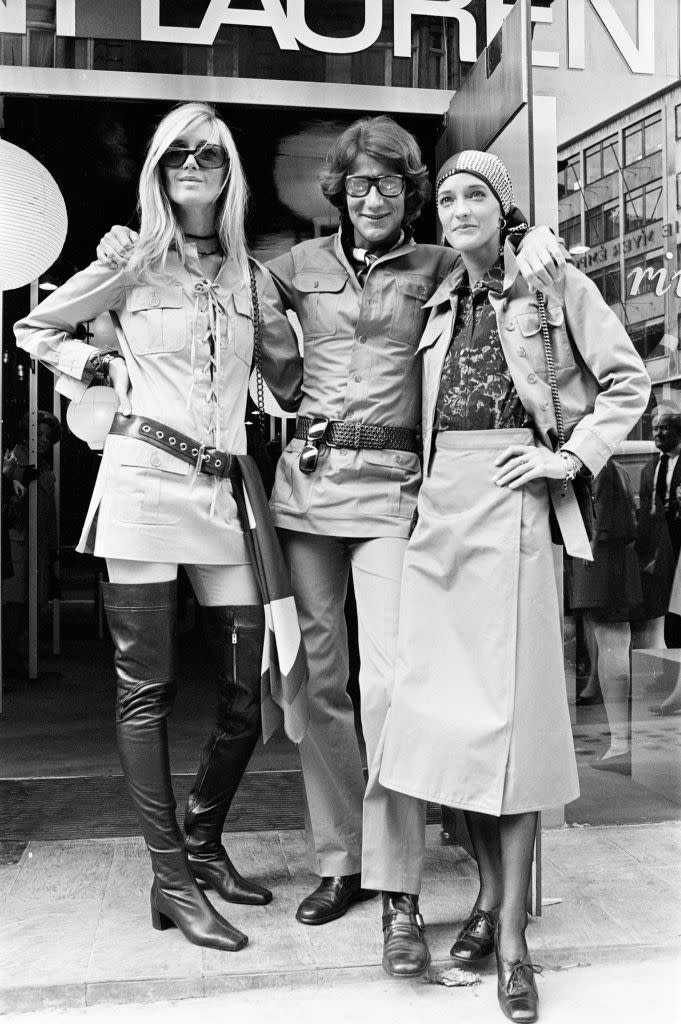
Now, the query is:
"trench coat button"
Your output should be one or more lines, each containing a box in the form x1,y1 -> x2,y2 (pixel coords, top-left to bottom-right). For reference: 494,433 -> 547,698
150,453 -> 161,467
354,375 -> 361,383
540,400 -> 550,410
358,335 -> 366,344
506,322 -> 515,331
313,280 -> 319,288
518,346 -> 526,357
528,372 -> 537,384
339,448 -> 346,455
150,293 -> 160,307
396,455 -> 403,464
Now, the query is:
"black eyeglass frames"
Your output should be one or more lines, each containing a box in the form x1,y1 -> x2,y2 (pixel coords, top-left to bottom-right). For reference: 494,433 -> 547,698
344,174 -> 405,198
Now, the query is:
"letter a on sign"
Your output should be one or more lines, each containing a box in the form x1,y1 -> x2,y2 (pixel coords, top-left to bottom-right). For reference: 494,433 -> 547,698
140,0 -> 298,49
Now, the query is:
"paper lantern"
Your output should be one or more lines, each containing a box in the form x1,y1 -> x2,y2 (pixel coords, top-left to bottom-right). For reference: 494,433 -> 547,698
0,139 -> 68,291
66,386 -> 118,452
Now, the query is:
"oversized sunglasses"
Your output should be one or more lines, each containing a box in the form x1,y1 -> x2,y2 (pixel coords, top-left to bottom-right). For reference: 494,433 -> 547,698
298,416 -> 329,475
344,174 -> 405,198
160,143 -> 228,169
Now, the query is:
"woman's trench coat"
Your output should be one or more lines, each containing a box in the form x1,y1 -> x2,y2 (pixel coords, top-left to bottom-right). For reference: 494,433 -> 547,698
378,243 -> 650,813
419,242 -> 651,559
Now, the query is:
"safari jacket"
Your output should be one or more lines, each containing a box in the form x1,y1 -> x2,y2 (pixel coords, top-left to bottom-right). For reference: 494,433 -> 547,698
418,241 -> 651,558
14,249 -> 303,562
267,230 -> 458,538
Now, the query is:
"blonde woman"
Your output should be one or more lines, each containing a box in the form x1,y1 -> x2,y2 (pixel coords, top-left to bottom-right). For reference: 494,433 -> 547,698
15,103 -> 303,951
378,151 -> 649,1019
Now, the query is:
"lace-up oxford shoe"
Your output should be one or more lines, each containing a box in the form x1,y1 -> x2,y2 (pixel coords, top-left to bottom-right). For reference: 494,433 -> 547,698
496,952 -> 542,1022
450,907 -> 497,963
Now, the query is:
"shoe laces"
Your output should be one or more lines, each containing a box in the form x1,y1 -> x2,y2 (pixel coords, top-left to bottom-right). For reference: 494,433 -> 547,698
507,961 -> 543,993
462,908 -> 495,934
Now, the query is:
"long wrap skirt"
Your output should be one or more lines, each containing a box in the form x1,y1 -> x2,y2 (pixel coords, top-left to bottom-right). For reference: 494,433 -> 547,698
378,429 -> 579,815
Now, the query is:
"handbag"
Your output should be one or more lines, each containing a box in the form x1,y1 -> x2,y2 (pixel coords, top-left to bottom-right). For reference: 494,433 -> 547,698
247,262 -> 279,497
536,290 -> 596,541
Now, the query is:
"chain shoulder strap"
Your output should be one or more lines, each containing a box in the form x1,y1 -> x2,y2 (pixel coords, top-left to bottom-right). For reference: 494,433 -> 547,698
248,260 -> 266,440
536,290 -> 565,449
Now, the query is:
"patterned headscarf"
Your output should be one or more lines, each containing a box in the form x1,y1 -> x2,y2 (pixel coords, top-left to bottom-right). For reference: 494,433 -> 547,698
436,150 -> 514,215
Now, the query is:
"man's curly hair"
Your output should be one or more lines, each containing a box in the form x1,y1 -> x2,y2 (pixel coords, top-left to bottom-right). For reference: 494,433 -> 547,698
321,115 -> 431,234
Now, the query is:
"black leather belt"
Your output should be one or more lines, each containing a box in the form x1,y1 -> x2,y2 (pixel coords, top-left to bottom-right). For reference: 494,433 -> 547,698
294,416 -> 418,454
108,413 -> 235,479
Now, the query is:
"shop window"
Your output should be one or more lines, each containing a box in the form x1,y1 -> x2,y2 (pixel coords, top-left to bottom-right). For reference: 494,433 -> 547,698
559,215 -> 582,252
585,200 -> 619,248
0,34 -> 25,66
558,153 -> 580,198
624,113 -> 662,165
628,319 -> 665,359
676,104 -> 681,140
585,134 -> 618,183
625,252 -> 665,297
625,180 -> 662,233
604,266 -> 621,305
589,267 -> 621,306
28,26 -> 54,67
677,172 -> 681,210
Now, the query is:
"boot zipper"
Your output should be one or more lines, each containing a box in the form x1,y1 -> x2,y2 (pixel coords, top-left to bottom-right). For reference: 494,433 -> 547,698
232,626 -> 238,681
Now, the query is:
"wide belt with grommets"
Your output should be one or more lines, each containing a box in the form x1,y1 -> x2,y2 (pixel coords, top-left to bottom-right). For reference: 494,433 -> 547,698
108,413 -> 235,478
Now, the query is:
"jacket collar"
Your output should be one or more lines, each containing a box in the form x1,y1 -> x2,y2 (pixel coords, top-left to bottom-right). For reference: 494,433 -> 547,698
334,226 -> 417,275
424,238 -> 524,311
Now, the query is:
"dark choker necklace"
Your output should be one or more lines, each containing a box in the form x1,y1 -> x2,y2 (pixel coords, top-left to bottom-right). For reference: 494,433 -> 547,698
185,232 -> 219,240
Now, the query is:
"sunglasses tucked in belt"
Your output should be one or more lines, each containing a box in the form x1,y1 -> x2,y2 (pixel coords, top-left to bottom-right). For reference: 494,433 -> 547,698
344,174 -> 405,198
296,415 -> 419,474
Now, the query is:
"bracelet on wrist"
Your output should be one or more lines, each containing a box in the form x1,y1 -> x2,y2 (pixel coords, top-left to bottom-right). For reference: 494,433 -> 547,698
558,449 -> 579,494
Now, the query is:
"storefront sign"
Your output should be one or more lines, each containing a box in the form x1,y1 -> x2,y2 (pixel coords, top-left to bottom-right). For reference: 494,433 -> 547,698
0,0 -> 676,71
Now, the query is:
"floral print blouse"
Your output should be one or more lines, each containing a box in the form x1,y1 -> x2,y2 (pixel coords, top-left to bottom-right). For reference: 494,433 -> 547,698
434,258 -> 529,432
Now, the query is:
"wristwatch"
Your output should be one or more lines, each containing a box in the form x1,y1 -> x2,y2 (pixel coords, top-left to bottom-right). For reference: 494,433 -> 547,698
558,449 -> 580,494
88,349 -> 123,375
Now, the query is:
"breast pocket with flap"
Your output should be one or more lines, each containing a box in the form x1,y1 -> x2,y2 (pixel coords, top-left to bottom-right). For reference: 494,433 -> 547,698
125,285 -> 187,355
292,272 -> 348,338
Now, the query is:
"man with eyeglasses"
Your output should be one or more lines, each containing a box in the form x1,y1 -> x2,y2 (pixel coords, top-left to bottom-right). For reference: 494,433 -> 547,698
97,114 -> 564,977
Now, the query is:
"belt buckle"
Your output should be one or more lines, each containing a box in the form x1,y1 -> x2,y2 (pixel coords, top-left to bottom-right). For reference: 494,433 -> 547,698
194,443 -> 213,477
299,416 -> 329,474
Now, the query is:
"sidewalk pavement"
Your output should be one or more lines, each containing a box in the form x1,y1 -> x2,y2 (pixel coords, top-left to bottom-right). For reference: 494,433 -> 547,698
1,822 -> 680,1015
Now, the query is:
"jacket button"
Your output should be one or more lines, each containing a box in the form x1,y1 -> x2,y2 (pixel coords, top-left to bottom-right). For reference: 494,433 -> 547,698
339,448 -> 346,455
354,375 -> 361,383
541,400 -> 550,410
150,454 -> 161,467
358,335 -> 366,344
313,280 -> 319,288
506,322 -> 515,331
150,293 -> 160,307
396,455 -> 403,464
527,372 -> 538,384
518,347 -> 526,357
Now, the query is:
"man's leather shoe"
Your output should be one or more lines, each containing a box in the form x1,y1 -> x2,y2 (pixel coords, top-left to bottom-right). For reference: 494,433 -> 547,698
382,892 -> 430,978
496,950 -> 542,1022
295,874 -> 377,925
450,908 -> 496,963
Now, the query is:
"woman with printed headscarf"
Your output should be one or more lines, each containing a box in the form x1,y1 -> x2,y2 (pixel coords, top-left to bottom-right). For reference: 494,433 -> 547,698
379,151 -> 650,1020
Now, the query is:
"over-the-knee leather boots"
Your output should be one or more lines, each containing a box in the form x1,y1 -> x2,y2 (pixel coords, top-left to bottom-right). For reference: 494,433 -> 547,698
102,580 -> 247,951
184,605 -> 272,905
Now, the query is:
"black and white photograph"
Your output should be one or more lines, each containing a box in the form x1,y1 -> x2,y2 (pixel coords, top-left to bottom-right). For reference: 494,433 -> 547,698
0,2 -> 680,1022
